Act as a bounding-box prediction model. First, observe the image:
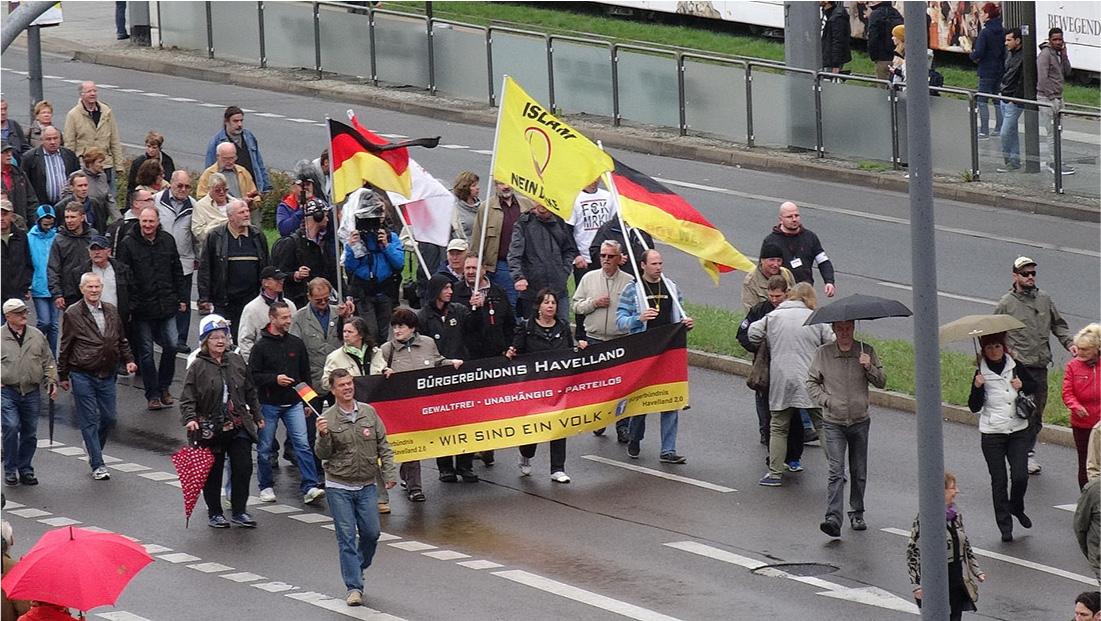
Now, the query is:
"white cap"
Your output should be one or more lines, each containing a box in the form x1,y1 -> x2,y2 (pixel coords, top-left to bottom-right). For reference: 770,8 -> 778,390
2,299 -> 28,314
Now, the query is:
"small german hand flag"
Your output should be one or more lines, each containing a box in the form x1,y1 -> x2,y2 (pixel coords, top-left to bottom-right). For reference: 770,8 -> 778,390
295,382 -> 319,404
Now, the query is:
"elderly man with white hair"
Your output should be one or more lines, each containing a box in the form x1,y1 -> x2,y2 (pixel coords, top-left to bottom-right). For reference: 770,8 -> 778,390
197,141 -> 261,227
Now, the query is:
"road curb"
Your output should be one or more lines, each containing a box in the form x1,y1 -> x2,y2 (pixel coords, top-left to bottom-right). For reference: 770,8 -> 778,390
687,349 -> 1076,449
57,45 -> 1099,223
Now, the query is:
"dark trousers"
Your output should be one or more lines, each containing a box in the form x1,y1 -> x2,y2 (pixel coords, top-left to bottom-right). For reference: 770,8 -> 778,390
572,265 -> 592,340
1074,426 -> 1092,489
520,439 -> 566,473
358,293 -> 393,346
218,295 -> 251,341
204,435 -> 253,518
305,395 -> 326,479
1017,365 -> 1048,452
823,419 -> 870,523
436,454 -> 474,474
114,1 -> 127,36
176,272 -> 193,347
133,315 -> 177,401
400,461 -> 422,493
755,390 -> 803,460
980,428 -> 1030,536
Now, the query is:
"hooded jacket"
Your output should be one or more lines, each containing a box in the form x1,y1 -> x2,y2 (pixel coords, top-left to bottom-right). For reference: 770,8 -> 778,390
344,231 -> 404,297
866,2 -> 903,62
507,211 -> 578,296
115,224 -> 186,321
821,2 -> 852,69
969,16 -> 1005,80
27,206 -> 58,298
417,274 -> 472,360
249,327 -> 311,405
1063,356 -> 1101,430
46,222 -> 97,302
1036,40 -> 1072,98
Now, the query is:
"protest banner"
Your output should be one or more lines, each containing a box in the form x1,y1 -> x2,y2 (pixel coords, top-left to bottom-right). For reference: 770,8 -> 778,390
355,324 -> 688,462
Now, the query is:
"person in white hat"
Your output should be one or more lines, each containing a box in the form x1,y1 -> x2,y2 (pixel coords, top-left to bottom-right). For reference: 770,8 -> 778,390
1,298 -> 57,486
994,256 -> 1075,475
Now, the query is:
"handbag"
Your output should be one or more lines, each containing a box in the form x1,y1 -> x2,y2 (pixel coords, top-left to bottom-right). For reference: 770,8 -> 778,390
746,318 -> 771,393
1014,392 -> 1036,420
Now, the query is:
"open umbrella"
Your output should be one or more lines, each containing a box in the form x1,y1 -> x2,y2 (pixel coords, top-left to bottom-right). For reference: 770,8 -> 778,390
171,439 -> 215,527
1,526 -> 152,612
804,293 -> 913,325
938,314 -> 1026,344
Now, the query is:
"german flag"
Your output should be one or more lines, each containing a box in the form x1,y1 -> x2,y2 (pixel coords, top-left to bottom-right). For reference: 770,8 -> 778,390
294,382 -> 319,404
609,159 -> 755,283
328,115 -> 439,202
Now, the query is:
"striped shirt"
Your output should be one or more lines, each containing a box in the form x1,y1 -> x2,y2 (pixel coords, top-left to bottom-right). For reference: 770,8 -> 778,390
43,150 -> 68,203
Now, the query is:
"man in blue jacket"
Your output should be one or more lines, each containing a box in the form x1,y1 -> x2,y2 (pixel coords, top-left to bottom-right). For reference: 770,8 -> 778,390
970,3 -> 1005,138
205,106 -> 271,196
344,199 -> 404,345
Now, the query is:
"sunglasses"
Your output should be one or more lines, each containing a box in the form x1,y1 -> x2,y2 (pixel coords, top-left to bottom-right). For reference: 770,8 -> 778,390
1018,270 -> 1036,277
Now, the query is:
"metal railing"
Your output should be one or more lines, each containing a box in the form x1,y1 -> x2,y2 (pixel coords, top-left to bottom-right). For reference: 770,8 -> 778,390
153,0 -> 1099,198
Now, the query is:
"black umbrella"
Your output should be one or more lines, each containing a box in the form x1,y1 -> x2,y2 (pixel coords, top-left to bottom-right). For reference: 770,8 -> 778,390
803,293 -> 913,326
48,397 -> 55,445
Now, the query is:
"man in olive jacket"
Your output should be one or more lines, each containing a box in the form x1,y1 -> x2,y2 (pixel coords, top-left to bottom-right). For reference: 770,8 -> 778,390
1,298 -> 57,486
316,369 -> 396,607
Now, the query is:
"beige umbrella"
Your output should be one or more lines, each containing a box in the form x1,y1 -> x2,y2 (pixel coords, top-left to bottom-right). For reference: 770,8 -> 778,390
938,314 -> 1026,344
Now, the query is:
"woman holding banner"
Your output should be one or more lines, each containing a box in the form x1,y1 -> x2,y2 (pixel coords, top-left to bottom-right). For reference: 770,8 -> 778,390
506,289 -> 587,483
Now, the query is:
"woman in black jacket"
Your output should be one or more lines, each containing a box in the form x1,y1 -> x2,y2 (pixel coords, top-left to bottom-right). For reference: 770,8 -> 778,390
506,289 -> 586,483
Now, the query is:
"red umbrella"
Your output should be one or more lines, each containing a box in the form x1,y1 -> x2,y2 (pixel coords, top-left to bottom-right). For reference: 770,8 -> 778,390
1,526 -> 153,612
171,442 -> 215,527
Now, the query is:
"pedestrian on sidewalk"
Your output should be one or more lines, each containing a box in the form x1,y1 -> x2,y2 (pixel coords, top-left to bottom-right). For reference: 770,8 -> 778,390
1063,324 -> 1101,489
997,28 -> 1025,173
181,314 -> 264,529
58,272 -> 137,481
993,256 -> 1074,476
1,299 -> 57,487
806,320 -> 886,537
820,1 -> 851,74
906,471 -> 986,620
316,368 -> 397,607
115,1 -> 130,39
616,250 -> 694,465
1036,27 -> 1075,175
866,1 -> 903,81
970,3 -> 1004,139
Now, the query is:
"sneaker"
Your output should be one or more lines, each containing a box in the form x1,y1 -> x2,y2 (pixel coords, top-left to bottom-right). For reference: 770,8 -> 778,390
785,460 -> 803,472
377,502 -> 391,515
458,469 -> 479,483
345,590 -> 363,607
477,452 -> 495,467
303,487 -> 326,505
231,512 -> 257,527
659,453 -> 687,464
1027,458 -> 1042,475
850,515 -> 867,531
819,518 -> 842,538
92,467 -> 111,481
996,165 -> 1021,173
518,456 -> 532,477
977,132 -> 990,140
1047,162 -> 1076,175
19,473 -> 37,486
3,472 -> 17,486
627,442 -> 640,459
208,514 -> 230,529
258,487 -> 277,502
758,473 -> 782,487
550,471 -> 571,484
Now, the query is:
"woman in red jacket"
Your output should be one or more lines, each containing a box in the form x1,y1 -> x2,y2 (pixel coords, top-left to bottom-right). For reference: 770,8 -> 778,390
1064,323 -> 1101,489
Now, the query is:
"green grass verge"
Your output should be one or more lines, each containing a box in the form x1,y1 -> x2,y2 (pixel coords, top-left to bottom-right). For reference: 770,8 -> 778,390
684,302 -> 1071,426
392,1 -> 1098,108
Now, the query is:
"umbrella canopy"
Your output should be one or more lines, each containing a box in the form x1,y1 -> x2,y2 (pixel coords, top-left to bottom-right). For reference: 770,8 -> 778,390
1,526 -> 152,611
171,444 -> 215,527
938,314 -> 1026,344
804,293 -> 913,325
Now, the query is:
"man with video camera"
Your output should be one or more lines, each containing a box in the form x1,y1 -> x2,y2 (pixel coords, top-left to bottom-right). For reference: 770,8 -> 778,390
344,190 -> 403,344
272,198 -> 339,309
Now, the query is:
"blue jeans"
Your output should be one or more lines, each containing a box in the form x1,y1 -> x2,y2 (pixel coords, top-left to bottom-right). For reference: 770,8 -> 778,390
490,259 -> 519,318
133,316 -> 177,401
628,410 -> 678,455
32,297 -> 60,355
115,1 -> 127,36
999,102 -> 1024,168
256,403 -> 319,494
2,388 -> 41,475
976,76 -> 1003,135
69,372 -> 117,470
327,485 -> 381,593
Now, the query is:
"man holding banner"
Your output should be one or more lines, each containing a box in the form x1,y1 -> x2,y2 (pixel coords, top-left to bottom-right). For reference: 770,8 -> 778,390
617,250 -> 694,463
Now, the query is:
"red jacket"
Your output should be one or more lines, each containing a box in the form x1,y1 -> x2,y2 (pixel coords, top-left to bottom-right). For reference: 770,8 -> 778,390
1063,357 -> 1101,429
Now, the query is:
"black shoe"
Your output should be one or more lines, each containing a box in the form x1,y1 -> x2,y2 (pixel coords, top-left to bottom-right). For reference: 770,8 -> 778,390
231,512 -> 257,527
439,472 -> 458,483
176,343 -> 191,354
4,472 -> 17,486
616,427 -> 630,444
659,453 -> 687,464
477,452 -> 495,467
627,442 -> 640,459
208,515 -> 230,529
283,452 -> 297,467
592,427 -> 606,436
117,33 -> 131,40
850,515 -> 867,531
1013,511 -> 1032,529
458,469 -> 479,483
819,518 -> 841,538
1001,531 -> 1013,542
19,473 -> 38,486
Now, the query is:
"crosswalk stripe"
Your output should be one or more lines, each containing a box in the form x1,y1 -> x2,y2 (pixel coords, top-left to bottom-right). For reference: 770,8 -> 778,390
582,455 -> 736,492
493,569 -> 684,621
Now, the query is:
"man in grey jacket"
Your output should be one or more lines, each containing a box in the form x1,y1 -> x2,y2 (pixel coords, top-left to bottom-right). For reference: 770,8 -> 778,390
156,171 -> 198,352
1036,27 -> 1074,175
994,256 -> 1074,475
806,320 -> 886,538
508,203 -> 578,323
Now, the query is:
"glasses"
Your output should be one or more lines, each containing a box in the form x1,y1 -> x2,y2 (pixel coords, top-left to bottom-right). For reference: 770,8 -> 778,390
1019,271 -> 1036,277
599,254 -> 619,259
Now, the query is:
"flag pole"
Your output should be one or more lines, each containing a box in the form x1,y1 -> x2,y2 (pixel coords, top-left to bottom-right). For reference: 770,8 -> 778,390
325,116 -> 345,304
392,202 -> 434,281
473,74 -> 510,293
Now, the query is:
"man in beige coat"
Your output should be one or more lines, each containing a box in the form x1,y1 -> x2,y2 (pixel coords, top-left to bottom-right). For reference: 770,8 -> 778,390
1,298 -> 58,486
62,82 -> 124,185
197,142 -> 261,227
471,181 -> 531,313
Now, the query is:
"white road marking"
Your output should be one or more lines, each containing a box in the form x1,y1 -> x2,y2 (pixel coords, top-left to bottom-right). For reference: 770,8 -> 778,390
457,559 -> 503,570
388,540 -> 436,552
43,75 -> 63,79
378,531 -> 401,541
876,282 -> 996,306
36,439 -> 63,448
377,133 -> 407,139
288,118 -> 316,123
254,112 -> 285,118
285,591 -> 331,603
157,552 -> 201,563
9,70 -> 28,75
1055,504 -> 1077,512
108,463 -> 152,472
663,541 -> 765,569
221,571 -> 266,582
256,504 -> 301,514
422,550 -> 471,560
78,454 -> 123,464
97,612 -> 154,621
96,84 -> 118,88
81,526 -> 114,533
3,501 -> 24,509
116,88 -> 144,93
321,523 -> 336,531
493,569 -> 684,621
289,512 -> 333,523
142,92 -> 168,97
582,455 -> 737,492
882,527 -> 1096,585
439,144 -> 469,149
142,544 -> 172,554
300,594 -> 408,620
139,471 -> 179,481
472,149 -> 494,155
164,479 -> 183,487
240,108 -> 256,113
188,562 -> 235,573
252,581 -> 299,593
818,586 -> 919,614
39,517 -> 81,527
51,446 -> 86,456
9,508 -> 51,518
655,177 -> 1100,258
198,102 -> 225,107
169,97 -> 197,102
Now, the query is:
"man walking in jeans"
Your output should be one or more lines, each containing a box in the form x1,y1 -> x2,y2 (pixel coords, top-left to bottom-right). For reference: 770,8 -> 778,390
58,273 -> 137,481
249,300 -> 325,505
1036,27 -> 1074,175
316,369 -> 396,607
997,28 -> 1025,173
806,320 -> 886,538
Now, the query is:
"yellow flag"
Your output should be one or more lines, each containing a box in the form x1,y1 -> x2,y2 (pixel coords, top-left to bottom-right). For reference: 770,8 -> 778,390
492,77 -> 613,220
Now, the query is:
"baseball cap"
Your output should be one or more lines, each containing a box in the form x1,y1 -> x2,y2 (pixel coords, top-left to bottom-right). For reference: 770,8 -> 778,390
2,299 -> 28,314
0,200 -> 12,213
260,266 -> 287,281
0,140 -> 11,152
89,235 -> 110,249
446,239 -> 469,253
1013,256 -> 1036,272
